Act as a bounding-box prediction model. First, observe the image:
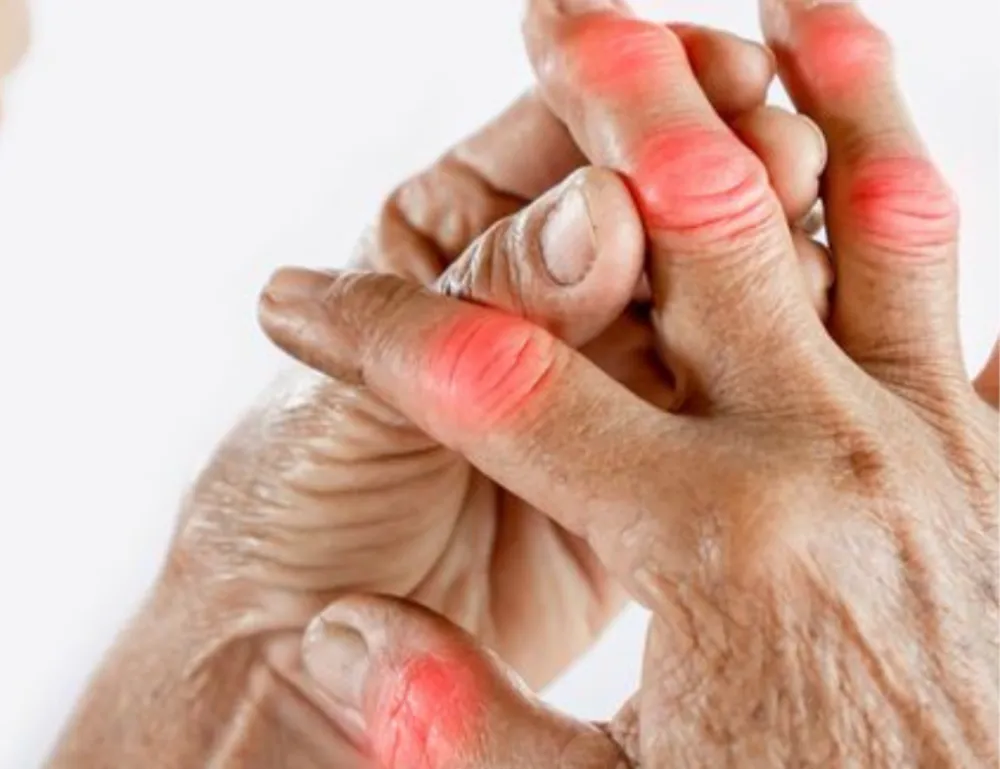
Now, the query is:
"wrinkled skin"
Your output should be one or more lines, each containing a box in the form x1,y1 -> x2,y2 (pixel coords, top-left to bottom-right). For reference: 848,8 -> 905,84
262,0 -> 999,767
179,43 -> 832,682
45,20 -> 835,769
171,29 -> 830,692
44,0 -> 998,766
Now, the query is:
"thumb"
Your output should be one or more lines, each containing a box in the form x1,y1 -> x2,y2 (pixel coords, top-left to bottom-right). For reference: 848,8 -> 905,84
301,595 -> 628,769
435,166 -> 644,348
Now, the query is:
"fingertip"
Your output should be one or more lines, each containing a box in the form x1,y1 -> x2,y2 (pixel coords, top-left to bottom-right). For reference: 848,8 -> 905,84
257,266 -> 337,358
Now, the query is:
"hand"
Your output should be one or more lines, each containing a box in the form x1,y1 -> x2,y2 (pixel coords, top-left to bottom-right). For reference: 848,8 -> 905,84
46,24 -> 832,769
180,27 -> 829,688
261,0 -> 999,764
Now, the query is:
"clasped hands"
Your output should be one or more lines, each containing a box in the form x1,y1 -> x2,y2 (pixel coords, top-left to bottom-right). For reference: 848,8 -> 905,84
48,0 -> 998,767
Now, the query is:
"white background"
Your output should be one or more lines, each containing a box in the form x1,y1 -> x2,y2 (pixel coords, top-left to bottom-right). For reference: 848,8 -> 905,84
0,1 -> 996,766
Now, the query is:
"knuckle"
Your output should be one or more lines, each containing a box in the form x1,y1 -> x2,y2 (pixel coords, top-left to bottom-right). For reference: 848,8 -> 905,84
371,654 -> 485,769
631,128 -> 779,249
556,15 -> 686,95
427,312 -> 561,429
846,156 -> 960,254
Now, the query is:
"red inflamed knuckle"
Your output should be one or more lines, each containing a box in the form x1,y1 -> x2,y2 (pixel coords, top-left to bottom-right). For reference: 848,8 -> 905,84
631,129 -> 776,245
369,654 -> 485,769
424,312 -> 561,430
559,15 -> 685,95
846,157 -> 960,253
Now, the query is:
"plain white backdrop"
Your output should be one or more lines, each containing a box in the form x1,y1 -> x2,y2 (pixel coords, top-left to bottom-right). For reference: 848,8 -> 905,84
0,1 -> 996,766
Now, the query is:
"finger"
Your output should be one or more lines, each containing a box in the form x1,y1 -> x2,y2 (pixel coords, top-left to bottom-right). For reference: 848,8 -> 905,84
437,167 -> 644,347
259,268 -> 709,588
670,23 -> 774,117
524,0 -> 817,405
358,26 -> 787,285
974,341 -> 999,408
301,595 -> 627,769
762,0 -> 963,381
731,105 -> 827,223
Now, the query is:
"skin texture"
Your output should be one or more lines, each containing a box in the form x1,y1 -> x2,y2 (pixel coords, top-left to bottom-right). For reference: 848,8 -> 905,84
42,0 -> 999,766
367,651 -> 487,769
631,127 -> 772,237
845,157 -> 958,251
261,0 -> 999,766
45,23 -> 836,769
422,313 -> 558,430
303,597 -> 630,769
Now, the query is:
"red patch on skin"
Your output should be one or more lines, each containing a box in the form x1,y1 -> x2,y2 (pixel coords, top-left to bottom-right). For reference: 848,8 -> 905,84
566,13 -> 685,95
629,128 -> 773,243
788,5 -> 890,98
421,311 -> 557,432
846,157 -> 959,253
368,653 -> 486,769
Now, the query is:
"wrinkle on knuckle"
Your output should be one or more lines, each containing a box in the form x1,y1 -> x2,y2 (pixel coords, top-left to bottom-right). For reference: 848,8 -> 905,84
425,312 -> 561,432
631,129 -> 779,249
845,156 -> 959,254
370,653 -> 484,769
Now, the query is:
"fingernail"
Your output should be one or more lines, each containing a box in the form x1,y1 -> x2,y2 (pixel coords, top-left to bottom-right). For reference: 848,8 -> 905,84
262,267 -> 333,305
540,184 -> 596,286
302,614 -> 370,731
